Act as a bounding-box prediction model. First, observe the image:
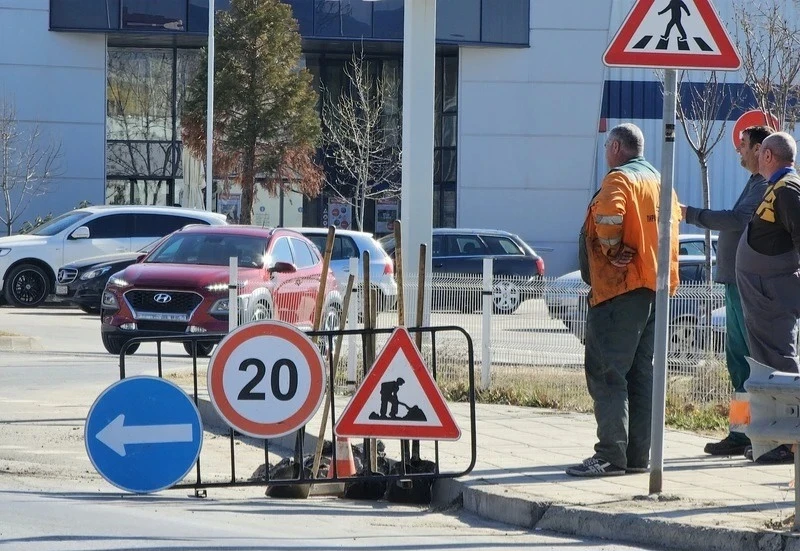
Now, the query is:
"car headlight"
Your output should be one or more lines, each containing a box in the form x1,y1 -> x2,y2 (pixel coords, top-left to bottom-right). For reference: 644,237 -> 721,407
209,298 -> 229,315
206,282 -> 228,293
0,248 -> 10,257
80,266 -> 111,280
108,275 -> 131,288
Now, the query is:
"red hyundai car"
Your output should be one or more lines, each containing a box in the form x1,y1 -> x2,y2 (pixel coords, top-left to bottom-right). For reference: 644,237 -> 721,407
100,225 -> 342,356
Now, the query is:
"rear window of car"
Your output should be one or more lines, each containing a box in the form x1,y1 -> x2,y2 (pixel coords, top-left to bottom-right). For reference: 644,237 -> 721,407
482,235 -> 523,255
446,235 -> 488,256
132,214 -> 210,237
306,234 -> 359,261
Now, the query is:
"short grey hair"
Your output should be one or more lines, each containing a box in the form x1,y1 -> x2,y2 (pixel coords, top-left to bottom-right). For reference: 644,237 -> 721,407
762,132 -> 797,164
608,123 -> 645,157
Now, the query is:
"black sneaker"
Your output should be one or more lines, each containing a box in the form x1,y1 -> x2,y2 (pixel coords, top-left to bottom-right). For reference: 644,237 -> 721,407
566,457 -> 626,477
703,436 -> 749,456
744,446 -> 753,461
626,465 -> 649,474
755,445 -> 794,465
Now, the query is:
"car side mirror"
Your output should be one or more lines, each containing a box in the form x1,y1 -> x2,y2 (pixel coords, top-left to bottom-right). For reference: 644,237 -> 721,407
136,253 -> 147,264
269,261 -> 297,274
70,226 -> 90,240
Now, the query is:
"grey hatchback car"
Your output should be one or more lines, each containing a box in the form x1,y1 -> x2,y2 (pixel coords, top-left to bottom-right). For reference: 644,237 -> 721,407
292,228 -> 398,310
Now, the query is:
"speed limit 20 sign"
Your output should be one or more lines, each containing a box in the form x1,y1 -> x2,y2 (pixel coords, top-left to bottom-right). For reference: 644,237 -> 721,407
207,321 -> 326,439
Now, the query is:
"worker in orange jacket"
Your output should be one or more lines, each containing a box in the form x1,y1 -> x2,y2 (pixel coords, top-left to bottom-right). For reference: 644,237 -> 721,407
566,123 -> 680,477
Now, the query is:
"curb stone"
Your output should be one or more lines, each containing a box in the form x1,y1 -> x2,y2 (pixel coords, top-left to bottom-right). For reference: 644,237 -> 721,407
432,478 -> 799,551
0,336 -> 43,352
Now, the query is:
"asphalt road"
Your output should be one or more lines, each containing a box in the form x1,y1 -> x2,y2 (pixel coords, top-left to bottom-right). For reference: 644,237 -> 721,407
0,305 -> 654,551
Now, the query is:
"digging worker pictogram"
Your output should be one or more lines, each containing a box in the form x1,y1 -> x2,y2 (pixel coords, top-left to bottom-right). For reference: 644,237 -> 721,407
658,0 -> 690,44
379,377 -> 405,419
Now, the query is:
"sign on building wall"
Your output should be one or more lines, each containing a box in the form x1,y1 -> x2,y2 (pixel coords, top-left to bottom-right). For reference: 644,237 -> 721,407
328,201 -> 351,230
375,199 -> 399,235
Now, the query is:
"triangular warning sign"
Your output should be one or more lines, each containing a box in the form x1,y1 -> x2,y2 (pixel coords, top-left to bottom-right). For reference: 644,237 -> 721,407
603,0 -> 741,70
335,327 -> 461,441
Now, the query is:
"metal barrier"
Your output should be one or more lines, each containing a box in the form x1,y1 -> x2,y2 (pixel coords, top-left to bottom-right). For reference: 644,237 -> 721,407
117,325 -> 477,496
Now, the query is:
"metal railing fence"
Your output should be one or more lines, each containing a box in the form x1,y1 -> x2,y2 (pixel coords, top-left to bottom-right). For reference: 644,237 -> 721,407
227,258 -> 732,411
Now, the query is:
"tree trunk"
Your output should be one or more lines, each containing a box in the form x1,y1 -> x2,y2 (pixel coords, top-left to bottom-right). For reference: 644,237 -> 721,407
359,179 -> 367,231
700,157 -> 713,286
240,148 -> 256,225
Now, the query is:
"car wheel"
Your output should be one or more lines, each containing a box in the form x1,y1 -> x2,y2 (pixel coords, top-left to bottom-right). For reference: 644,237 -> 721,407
183,341 -> 215,357
317,303 -> 341,359
4,264 -> 50,308
251,300 -> 272,321
101,332 -> 139,355
669,316 -> 700,367
493,280 -> 521,314
79,305 -> 101,315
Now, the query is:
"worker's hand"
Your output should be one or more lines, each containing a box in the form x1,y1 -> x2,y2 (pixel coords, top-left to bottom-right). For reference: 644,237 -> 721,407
609,244 -> 636,268
679,204 -> 687,218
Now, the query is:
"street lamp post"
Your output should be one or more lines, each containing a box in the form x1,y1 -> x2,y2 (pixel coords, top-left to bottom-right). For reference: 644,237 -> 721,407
399,0 -> 436,325
205,0 -> 216,213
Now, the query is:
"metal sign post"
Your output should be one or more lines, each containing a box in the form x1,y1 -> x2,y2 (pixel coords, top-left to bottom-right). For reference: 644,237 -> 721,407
650,68 -> 677,494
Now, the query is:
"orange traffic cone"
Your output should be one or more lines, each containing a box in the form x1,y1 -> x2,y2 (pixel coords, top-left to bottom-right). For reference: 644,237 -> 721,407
334,436 -> 357,478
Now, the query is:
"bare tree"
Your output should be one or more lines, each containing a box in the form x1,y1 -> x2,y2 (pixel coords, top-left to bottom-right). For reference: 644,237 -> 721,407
734,0 -> 800,131
321,47 -> 401,231
0,97 -> 62,236
672,70 -> 743,283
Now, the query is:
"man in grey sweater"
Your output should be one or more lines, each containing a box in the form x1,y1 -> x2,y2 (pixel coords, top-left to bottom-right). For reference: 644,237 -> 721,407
680,125 -> 772,458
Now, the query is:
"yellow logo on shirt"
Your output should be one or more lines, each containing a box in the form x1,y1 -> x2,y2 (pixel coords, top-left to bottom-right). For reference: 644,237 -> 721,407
755,181 -> 787,223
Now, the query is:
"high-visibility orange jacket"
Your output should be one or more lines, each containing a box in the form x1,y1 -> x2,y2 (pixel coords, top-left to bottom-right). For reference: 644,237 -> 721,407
582,157 -> 681,307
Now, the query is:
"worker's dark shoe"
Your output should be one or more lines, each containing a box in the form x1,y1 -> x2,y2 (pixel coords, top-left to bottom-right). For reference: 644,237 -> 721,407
566,457 -> 625,477
744,446 -> 753,461
755,445 -> 795,465
703,435 -> 749,456
626,465 -> 649,474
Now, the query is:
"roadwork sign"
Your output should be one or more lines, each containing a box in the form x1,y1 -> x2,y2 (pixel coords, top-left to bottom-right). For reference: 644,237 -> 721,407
85,376 -> 203,494
335,327 -> 460,441
207,320 -> 326,439
603,0 -> 740,70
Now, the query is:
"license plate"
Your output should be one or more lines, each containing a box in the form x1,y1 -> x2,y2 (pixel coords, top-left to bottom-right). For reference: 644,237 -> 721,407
137,312 -> 189,322
55,285 -> 68,295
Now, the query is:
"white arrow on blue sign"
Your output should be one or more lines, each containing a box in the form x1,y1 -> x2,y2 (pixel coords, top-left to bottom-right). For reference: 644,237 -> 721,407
85,376 -> 203,494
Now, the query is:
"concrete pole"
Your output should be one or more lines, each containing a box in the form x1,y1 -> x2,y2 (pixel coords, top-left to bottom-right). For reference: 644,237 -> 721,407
400,0 -> 436,325
205,0 -> 215,213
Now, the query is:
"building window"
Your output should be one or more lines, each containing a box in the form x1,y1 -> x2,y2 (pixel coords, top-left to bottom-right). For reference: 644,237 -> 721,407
106,47 -> 204,207
434,55 -> 458,228
306,50 -> 458,231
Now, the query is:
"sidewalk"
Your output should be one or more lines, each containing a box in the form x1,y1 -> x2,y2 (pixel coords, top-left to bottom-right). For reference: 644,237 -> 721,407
195,389 -> 800,551
433,402 -> 800,551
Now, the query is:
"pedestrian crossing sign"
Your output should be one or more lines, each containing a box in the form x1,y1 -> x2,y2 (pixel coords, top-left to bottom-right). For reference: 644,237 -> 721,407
603,0 -> 741,70
334,327 -> 460,441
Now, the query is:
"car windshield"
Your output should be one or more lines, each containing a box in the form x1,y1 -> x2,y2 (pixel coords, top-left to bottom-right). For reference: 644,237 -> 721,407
28,211 -> 92,236
145,233 -> 267,268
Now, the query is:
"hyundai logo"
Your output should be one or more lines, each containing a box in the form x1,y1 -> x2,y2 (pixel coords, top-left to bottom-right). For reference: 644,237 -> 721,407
153,293 -> 172,304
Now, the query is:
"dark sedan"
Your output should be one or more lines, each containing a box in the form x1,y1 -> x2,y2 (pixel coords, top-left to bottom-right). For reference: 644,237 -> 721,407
55,240 -> 161,313
380,228 -> 545,314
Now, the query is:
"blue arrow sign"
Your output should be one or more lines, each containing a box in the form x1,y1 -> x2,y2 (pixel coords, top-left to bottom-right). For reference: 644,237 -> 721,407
85,376 -> 203,494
